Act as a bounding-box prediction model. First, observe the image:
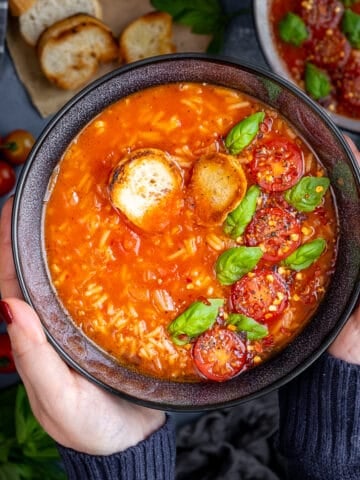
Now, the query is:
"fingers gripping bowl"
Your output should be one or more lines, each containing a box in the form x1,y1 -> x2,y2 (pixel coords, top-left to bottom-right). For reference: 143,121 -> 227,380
12,55 -> 360,410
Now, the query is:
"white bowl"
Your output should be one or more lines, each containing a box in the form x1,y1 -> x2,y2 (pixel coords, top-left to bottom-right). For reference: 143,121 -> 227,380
253,0 -> 360,133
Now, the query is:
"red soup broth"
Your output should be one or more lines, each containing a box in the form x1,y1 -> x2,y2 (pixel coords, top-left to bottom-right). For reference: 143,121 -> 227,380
44,82 -> 338,382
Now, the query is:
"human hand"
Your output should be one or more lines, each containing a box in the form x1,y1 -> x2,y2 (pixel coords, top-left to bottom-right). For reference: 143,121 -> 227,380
0,197 -> 165,456
328,136 -> 360,365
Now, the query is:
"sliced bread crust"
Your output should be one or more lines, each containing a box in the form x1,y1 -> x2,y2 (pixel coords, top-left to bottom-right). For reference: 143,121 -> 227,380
119,11 -> 176,64
38,14 -> 118,90
19,0 -> 103,46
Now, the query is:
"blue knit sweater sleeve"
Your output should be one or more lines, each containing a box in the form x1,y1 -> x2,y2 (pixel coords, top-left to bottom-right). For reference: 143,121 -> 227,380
278,352 -> 360,479
57,415 -> 176,480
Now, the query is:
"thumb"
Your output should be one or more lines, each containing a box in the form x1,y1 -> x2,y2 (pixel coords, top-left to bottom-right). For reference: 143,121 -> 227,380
1,298 -> 74,411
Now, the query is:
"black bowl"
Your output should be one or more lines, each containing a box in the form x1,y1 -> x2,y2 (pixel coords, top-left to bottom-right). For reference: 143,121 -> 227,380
12,54 -> 360,411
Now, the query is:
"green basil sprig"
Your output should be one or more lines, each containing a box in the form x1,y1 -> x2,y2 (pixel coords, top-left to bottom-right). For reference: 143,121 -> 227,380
215,246 -> 263,285
224,185 -> 260,238
168,298 -> 224,345
305,63 -> 332,100
342,9 -> 360,48
225,112 -> 265,154
283,238 -> 326,271
284,176 -> 330,212
227,313 -> 268,340
341,0 -> 360,6
279,12 -> 309,46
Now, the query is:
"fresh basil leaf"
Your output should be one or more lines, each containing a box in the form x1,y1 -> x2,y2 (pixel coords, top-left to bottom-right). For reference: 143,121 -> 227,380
283,238 -> 326,271
342,8 -> 360,47
284,176 -> 330,212
0,464 -> 22,480
227,313 -> 268,340
225,112 -> 265,154
215,246 -> 263,285
224,185 -> 260,238
168,298 -> 224,345
279,12 -> 308,46
305,63 -> 332,100
342,0 -> 359,6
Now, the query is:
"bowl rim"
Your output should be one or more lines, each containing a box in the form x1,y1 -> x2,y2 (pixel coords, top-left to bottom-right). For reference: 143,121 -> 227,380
252,0 -> 360,134
11,53 -> 360,411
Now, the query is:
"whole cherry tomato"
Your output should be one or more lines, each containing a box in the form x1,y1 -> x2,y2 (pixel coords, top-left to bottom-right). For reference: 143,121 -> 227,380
1,129 -> 35,165
0,333 -> 16,373
0,161 -> 16,196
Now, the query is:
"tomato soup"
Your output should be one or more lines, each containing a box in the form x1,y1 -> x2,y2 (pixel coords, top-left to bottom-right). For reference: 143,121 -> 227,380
44,83 -> 338,382
270,0 -> 360,119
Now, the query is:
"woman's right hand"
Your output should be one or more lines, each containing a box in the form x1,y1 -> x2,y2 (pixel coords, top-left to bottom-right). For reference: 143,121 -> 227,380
328,136 -> 360,365
0,196 -> 165,456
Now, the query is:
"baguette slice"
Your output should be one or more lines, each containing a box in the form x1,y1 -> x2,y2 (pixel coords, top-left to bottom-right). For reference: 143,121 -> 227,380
119,11 -> 176,64
19,0 -> 103,46
189,153 -> 248,226
9,0 -> 36,17
109,148 -> 183,232
38,14 -> 118,90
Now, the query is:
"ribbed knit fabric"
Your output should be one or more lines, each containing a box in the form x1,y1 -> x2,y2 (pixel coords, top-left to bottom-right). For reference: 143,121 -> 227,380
57,415 -> 176,480
278,352 -> 360,479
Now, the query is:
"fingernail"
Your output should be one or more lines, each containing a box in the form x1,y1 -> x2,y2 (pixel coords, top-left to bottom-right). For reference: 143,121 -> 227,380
0,300 -> 13,325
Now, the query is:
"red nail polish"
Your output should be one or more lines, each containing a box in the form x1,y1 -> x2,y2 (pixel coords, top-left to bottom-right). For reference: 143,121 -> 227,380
0,300 -> 13,325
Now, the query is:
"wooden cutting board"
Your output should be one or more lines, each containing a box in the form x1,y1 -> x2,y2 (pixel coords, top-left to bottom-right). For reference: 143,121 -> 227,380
6,0 -> 210,117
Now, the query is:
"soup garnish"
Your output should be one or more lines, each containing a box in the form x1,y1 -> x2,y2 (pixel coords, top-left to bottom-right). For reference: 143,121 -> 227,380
44,82 -> 338,382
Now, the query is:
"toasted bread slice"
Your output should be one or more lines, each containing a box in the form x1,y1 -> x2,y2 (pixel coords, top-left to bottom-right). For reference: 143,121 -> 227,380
119,11 -> 176,64
19,0 -> 103,46
38,15 -> 118,90
109,148 -> 183,232
9,0 -> 36,17
189,153 -> 248,226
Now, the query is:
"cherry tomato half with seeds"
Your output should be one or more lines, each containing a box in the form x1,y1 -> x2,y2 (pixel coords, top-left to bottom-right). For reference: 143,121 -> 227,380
193,326 -> 247,382
306,28 -> 351,71
0,161 -> 16,196
245,206 -> 301,262
300,0 -> 344,29
231,268 -> 289,323
341,53 -> 360,109
250,139 -> 304,192
1,129 -> 35,165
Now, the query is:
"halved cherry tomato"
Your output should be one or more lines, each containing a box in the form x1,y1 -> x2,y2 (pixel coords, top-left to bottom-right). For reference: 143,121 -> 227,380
1,129 -> 35,165
245,206 -> 301,262
193,326 -> 247,382
300,0 -> 344,29
306,28 -> 351,71
0,161 -> 16,196
231,268 -> 289,323
250,139 -> 304,192
341,52 -> 360,109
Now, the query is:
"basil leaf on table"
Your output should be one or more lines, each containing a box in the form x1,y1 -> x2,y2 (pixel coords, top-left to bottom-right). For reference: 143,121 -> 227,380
342,9 -> 360,48
168,298 -> 224,345
279,12 -> 309,46
305,63 -> 332,100
283,238 -> 326,271
215,246 -> 263,285
225,112 -> 265,154
150,0 -> 248,53
284,176 -> 330,212
227,313 -> 268,340
224,185 -> 260,238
